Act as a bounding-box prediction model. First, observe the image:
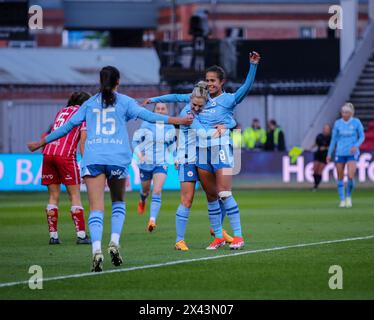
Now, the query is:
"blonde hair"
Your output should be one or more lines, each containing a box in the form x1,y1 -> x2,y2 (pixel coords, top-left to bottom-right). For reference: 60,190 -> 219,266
341,102 -> 354,115
191,81 -> 209,102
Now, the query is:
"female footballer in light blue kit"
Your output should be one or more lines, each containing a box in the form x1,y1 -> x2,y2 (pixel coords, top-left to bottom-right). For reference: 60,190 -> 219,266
144,52 -> 260,250
132,103 -> 176,232
27,66 -> 192,272
173,81 -> 237,251
327,103 -> 365,208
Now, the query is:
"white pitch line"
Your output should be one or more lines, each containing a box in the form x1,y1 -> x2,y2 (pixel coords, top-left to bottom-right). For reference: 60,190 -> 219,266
1,234 -> 374,289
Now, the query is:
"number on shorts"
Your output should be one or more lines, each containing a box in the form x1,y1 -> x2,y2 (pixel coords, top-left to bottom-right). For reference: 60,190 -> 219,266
219,149 -> 226,161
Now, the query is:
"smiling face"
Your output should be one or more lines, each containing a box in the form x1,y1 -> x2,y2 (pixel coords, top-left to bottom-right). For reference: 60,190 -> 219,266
205,71 -> 225,97
190,96 -> 205,113
154,103 -> 168,115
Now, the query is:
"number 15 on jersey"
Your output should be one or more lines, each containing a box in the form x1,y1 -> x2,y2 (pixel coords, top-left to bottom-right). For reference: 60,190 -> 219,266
93,107 -> 116,135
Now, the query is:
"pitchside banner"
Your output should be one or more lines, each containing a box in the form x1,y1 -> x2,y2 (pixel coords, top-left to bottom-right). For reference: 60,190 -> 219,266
233,150 -> 374,188
0,152 -> 373,191
0,154 -> 180,191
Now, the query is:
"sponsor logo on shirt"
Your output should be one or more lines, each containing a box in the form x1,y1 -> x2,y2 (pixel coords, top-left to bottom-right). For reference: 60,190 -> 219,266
202,109 -> 216,114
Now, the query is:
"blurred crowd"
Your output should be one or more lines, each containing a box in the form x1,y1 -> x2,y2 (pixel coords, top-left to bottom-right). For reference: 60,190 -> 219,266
232,119 -> 286,151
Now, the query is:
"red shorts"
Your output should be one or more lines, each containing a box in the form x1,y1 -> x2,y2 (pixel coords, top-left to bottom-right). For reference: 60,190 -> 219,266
42,155 -> 80,186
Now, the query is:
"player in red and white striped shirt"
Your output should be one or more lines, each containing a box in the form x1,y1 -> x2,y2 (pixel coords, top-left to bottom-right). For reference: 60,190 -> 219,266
41,91 -> 91,245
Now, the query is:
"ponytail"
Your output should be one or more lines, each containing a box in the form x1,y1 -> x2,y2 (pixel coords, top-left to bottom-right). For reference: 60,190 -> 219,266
100,66 -> 120,108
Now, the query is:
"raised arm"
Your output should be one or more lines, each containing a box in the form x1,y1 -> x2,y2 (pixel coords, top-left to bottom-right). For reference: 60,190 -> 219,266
143,93 -> 191,105
234,52 -> 260,105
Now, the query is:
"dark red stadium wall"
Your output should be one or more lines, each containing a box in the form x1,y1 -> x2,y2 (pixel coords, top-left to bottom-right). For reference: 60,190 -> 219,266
31,9 -> 64,47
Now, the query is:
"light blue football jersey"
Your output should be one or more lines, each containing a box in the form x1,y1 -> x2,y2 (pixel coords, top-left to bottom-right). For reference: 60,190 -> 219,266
177,104 -> 236,164
45,92 -> 169,168
132,121 -> 176,171
150,62 -> 257,147
328,117 -> 365,157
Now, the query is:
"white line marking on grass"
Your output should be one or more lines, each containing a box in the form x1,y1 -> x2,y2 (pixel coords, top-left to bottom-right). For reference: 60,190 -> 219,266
1,234 -> 374,289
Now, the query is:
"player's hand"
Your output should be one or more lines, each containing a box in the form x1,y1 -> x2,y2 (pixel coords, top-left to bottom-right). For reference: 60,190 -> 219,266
171,115 -> 193,126
249,51 -> 261,64
213,124 -> 227,138
27,140 -> 44,152
326,156 -> 331,163
350,146 -> 357,154
141,98 -> 152,106
174,161 -> 179,170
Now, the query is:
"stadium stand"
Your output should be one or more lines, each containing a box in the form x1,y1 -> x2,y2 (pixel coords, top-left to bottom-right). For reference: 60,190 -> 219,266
350,51 -> 374,130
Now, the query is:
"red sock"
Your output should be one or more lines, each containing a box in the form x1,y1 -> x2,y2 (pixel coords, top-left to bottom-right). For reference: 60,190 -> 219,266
71,207 -> 86,233
46,207 -> 58,233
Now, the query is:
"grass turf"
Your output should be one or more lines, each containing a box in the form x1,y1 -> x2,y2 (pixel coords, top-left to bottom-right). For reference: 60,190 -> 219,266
0,189 -> 373,299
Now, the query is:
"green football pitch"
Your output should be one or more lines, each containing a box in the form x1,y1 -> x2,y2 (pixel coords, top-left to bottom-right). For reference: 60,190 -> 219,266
0,189 -> 373,300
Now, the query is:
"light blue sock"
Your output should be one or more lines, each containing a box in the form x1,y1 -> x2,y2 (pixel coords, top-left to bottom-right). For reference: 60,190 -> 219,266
347,179 -> 354,197
208,200 -> 223,238
219,199 -> 227,224
337,180 -> 345,201
223,196 -> 242,237
176,204 -> 190,242
111,201 -> 126,239
150,193 -> 162,222
88,210 -> 104,243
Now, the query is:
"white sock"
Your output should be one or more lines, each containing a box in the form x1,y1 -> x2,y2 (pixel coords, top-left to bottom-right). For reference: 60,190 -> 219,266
77,231 -> 86,239
150,217 -> 156,223
47,204 -> 58,211
92,241 -> 101,254
71,205 -> 84,212
110,233 -> 120,246
50,231 -> 58,239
